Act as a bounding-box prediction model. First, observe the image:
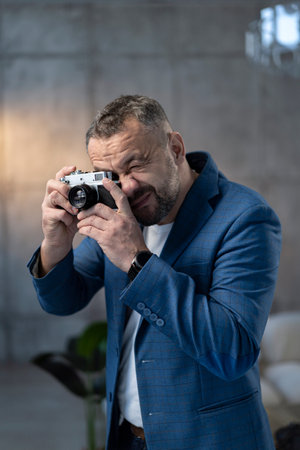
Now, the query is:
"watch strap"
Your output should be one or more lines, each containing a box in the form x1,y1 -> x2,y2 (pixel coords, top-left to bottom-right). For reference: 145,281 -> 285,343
128,251 -> 153,281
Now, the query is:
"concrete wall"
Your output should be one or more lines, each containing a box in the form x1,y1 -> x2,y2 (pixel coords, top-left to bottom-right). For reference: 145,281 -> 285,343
0,0 -> 299,362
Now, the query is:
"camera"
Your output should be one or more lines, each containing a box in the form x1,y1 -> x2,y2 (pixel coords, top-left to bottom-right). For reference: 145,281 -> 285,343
60,170 -> 120,210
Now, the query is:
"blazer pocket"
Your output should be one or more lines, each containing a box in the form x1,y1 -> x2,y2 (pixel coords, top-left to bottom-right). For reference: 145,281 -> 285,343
196,390 -> 259,416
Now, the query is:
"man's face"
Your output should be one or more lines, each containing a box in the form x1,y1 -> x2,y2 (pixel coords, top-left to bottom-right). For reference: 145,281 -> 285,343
87,118 -> 181,226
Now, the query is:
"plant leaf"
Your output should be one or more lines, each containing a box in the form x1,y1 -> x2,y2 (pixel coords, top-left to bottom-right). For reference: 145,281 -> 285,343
31,353 -> 88,398
66,337 -> 91,371
76,322 -> 107,361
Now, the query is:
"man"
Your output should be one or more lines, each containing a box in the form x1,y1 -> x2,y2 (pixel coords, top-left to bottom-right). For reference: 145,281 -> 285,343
28,95 -> 281,449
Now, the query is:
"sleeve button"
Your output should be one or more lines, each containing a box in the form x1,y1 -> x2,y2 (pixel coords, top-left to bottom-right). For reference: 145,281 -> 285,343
150,313 -> 158,321
137,302 -> 145,311
156,318 -> 165,327
144,308 -> 151,316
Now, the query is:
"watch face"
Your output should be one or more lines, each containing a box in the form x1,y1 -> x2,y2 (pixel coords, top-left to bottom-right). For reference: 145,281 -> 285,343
135,251 -> 152,268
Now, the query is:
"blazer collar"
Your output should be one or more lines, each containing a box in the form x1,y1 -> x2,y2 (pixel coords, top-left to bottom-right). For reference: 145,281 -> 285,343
160,152 -> 220,265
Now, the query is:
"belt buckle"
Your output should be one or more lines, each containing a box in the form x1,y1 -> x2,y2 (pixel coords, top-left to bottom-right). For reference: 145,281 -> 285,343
129,422 -> 145,440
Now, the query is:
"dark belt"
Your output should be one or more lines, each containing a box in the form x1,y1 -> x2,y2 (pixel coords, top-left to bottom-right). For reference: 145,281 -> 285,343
125,419 -> 145,440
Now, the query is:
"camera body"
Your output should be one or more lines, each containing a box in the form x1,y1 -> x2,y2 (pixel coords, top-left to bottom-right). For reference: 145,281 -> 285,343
60,170 -> 120,210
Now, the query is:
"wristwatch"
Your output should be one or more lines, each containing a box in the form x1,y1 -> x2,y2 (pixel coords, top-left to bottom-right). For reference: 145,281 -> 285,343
128,251 -> 153,281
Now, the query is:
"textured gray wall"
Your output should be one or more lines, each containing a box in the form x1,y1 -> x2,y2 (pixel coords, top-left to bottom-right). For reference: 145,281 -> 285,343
0,0 -> 299,362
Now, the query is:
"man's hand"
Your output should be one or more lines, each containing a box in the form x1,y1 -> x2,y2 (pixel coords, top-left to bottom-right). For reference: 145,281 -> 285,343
77,178 -> 149,273
40,166 -> 79,276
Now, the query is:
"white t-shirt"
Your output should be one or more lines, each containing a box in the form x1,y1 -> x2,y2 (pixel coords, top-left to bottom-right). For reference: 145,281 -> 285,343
117,222 -> 173,427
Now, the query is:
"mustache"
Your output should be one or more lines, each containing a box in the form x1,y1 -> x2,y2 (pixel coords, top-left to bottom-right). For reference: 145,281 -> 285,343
128,186 -> 155,206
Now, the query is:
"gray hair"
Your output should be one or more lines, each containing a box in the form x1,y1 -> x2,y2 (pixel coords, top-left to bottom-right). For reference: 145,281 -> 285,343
86,95 -> 171,149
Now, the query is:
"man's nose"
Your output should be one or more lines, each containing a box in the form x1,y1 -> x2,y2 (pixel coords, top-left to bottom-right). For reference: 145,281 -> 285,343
119,175 -> 140,197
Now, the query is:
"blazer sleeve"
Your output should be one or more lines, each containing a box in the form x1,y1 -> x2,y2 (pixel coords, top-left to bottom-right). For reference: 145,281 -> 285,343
27,237 -> 105,316
119,203 -> 281,381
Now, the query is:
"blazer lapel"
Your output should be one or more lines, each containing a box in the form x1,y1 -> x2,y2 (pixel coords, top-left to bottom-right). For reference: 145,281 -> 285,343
161,152 -> 220,266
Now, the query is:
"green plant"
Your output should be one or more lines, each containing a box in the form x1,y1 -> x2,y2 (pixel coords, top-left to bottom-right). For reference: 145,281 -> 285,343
31,321 -> 107,450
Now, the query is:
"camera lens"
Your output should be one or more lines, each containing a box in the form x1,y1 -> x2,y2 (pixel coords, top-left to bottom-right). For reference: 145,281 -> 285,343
69,188 -> 86,209
68,185 -> 98,210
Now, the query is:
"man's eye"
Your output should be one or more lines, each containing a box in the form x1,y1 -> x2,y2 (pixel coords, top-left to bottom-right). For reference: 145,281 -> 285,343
129,163 -> 144,171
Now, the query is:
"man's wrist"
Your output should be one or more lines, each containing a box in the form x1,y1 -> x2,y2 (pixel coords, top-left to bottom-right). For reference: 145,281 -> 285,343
128,250 -> 153,281
40,240 -> 71,277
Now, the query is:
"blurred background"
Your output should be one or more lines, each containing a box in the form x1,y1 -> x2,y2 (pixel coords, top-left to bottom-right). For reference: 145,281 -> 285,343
0,0 -> 299,448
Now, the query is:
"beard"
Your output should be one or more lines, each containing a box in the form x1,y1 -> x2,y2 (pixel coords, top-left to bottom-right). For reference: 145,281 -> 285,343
129,157 -> 180,226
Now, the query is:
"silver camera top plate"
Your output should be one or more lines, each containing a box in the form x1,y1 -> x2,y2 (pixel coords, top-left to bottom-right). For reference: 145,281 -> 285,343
60,170 -> 114,187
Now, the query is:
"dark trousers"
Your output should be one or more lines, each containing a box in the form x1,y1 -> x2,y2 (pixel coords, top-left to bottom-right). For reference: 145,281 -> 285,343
116,420 -> 148,450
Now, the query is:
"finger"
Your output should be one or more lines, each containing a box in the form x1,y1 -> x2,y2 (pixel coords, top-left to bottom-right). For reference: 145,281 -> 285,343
78,224 -> 103,241
77,202 -> 114,221
102,178 -> 132,216
43,206 -> 78,228
77,214 -> 107,231
55,165 -> 77,182
46,179 -> 72,200
44,189 -> 78,216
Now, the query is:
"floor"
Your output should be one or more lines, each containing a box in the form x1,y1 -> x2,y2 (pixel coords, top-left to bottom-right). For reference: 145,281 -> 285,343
0,363 -> 106,450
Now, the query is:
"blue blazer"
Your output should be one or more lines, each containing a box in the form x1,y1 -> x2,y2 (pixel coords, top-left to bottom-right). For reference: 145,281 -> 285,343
29,152 -> 281,449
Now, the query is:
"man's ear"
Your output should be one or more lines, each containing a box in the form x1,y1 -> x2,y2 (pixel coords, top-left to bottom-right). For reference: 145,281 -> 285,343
169,132 -> 186,165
